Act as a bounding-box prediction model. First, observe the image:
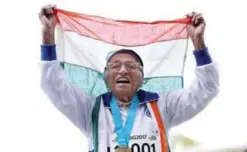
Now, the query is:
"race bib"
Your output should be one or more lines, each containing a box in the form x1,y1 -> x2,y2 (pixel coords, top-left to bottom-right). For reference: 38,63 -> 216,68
110,132 -> 161,152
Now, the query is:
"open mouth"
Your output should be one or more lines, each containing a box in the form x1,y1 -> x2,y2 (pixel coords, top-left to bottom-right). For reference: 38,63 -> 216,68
116,78 -> 130,84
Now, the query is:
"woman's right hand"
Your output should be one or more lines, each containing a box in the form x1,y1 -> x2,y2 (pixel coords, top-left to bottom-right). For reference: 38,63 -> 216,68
39,4 -> 56,44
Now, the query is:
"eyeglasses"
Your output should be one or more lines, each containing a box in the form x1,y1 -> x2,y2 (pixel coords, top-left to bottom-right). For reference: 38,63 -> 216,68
107,61 -> 143,72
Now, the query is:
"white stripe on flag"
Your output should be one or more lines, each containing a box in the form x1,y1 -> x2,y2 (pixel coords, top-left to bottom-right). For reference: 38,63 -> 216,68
56,26 -> 188,78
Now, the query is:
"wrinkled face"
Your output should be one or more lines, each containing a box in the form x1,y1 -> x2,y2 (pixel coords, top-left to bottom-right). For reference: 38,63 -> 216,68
105,53 -> 143,97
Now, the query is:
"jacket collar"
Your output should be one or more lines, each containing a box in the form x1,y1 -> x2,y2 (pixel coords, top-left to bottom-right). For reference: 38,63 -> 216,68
101,89 -> 159,107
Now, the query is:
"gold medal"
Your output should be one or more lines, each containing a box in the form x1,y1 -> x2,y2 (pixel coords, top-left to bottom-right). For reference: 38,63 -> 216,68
115,146 -> 132,152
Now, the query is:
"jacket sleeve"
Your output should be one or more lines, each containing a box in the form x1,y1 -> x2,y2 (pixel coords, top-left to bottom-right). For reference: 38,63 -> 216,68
40,44 -> 96,135
158,47 -> 219,128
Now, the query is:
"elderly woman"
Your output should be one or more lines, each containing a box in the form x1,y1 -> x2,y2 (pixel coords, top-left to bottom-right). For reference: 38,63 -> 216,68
39,4 -> 219,152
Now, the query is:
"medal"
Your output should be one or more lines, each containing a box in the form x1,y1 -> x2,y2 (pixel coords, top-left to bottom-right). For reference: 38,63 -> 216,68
115,146 -> 132,152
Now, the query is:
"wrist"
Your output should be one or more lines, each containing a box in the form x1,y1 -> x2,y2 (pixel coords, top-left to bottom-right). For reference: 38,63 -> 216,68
191,36 -> 206,50
42,28 -> 55,44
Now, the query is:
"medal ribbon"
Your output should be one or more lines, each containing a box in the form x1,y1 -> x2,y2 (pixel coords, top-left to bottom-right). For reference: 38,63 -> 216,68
110,95 -> 139,146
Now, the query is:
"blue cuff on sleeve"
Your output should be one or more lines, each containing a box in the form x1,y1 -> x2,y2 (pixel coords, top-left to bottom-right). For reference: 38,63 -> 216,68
41,44 -> 57,61
193,47 -> 212,66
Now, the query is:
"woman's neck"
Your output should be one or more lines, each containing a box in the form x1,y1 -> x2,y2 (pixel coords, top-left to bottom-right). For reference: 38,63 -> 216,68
118,100 -> 131,108
117,95 -> 131,103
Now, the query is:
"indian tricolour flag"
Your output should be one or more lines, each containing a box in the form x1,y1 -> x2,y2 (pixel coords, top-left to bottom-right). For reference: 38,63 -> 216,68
53,8 -> 190,96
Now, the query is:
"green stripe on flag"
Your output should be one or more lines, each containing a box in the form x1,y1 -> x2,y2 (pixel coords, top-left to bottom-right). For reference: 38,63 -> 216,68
62,63 -> 183,96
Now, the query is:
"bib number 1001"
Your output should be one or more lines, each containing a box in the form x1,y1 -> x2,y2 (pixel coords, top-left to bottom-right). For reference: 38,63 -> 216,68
131,143 -> 156,152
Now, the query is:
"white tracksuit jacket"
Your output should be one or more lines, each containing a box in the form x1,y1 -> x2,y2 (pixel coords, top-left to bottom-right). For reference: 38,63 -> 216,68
40,45 -> 219,152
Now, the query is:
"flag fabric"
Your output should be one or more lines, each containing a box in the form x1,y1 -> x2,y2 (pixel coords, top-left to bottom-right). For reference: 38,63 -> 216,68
53,8 -> 190,96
